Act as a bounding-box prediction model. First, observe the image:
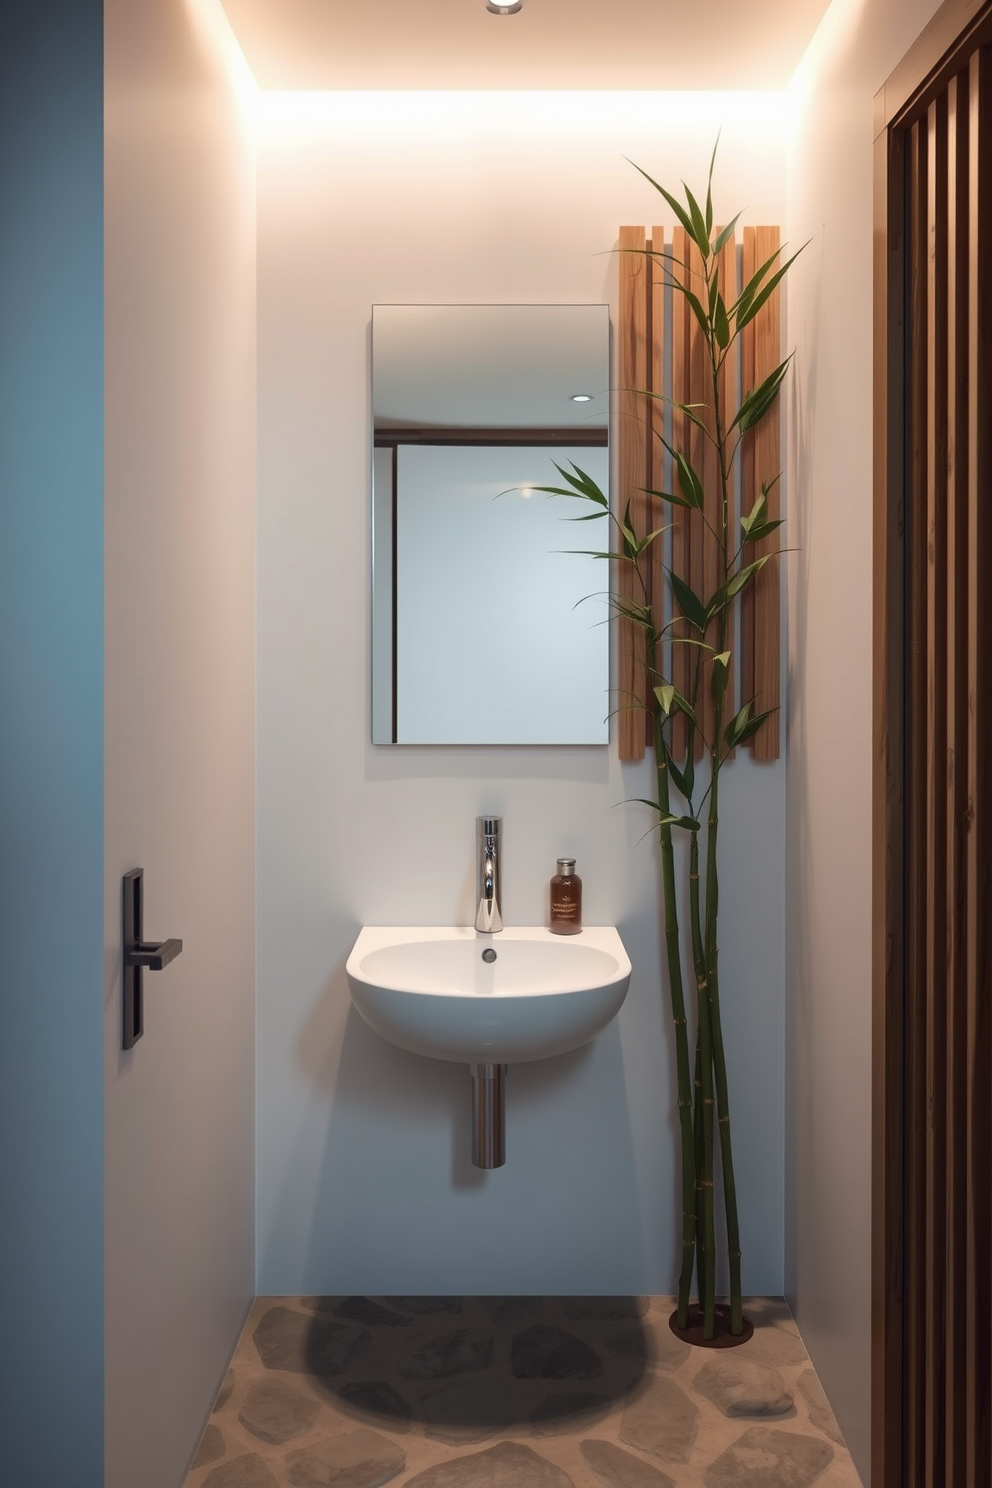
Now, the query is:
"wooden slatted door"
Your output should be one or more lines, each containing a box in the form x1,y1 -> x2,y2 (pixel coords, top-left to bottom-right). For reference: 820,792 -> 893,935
874,4 -> 992,1484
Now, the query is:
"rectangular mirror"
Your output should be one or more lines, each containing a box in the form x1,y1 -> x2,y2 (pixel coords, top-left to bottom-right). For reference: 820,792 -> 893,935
371,304 -> 610,745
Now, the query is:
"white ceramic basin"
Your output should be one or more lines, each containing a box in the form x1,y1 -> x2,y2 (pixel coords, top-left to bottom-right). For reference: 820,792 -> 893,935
345,925 -> 631,1065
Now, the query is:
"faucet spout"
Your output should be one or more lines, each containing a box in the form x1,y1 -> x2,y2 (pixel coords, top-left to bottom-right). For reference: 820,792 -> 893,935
475,816 -> 503,933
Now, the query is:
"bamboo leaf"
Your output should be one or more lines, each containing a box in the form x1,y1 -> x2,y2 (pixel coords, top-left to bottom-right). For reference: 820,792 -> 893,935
670,571 -> 707,632
683,185 -> 709,256
708,555 -> 771,617
704,132 -> 720,240
711,212 -> 742,259
713,649 -> 730,704
735,706 -> 778,745
733,243 -> 784,319
740,489 -> 767,536
665,745 -> 690,800
724,701 -> 752,748
676,282 -> 711,336
551,460 -> 609,505
744,517 -> 785,544
641,484 -> 695,511
731,357 -> 791,434
714,292 -> 730,350
672,449 -> 705,510
625,159 -> 700,246
735,244 -> 807,331
655,683 -> 675,717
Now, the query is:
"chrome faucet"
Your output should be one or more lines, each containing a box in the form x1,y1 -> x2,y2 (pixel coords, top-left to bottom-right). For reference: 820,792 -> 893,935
475,816 -> 503,933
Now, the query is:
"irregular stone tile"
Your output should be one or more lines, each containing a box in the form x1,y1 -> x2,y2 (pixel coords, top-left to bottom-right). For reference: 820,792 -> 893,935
335,1381 -> 413,1432
511,1325 -> 603,1380
619,1376 -> 699,1463
580,1439 -> 675,1488
561,1297 -> 650,1322
384,1296 -> 462,1314
192,1424 -> 225,1467
404,1440 -> 575,1487
202,1455 -> 279,1488
332,1297 -> 412,1328
397,1328 -> 493,1380
252,1306 -> 370,1377
694,1357 -> 794,1418
528,1392 -> 612,1434
604,1324 -> 689,1372
480,1296 -> 544,1327
421,1376 -> 518,1443
797,1369 -> 845,1446
285,1427 -> 405,1488
213,1368 -> 235,1413
702,1426 -> 834,1488
238,1377 -> 320,1445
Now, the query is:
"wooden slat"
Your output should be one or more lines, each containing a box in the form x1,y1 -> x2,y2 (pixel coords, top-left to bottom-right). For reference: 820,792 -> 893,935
905,115 -> 929,1488
716,229 -> 738,757
741,229 -> 757,731
923,92 -> 949,1488
943,65 -> 970,1488
618,226 -> 649,762
741,226 -> 782,760
649,228 -> 667,749
965,45 -> 992,1485
687,234 -> 708,760
670,226 -> 692,760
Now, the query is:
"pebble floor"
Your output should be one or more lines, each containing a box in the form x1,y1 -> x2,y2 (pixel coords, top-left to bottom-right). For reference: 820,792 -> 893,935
181,1295 -> 866,1488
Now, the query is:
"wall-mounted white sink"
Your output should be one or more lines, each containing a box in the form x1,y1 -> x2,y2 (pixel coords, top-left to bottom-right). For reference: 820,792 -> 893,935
345,925 -> 631,1065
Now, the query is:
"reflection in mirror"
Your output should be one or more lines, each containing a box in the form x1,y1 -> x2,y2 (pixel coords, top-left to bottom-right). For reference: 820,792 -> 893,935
371,305 -> 610,745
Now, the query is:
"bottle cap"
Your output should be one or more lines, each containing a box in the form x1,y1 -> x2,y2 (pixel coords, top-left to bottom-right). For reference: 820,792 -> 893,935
556,858 -> 576,874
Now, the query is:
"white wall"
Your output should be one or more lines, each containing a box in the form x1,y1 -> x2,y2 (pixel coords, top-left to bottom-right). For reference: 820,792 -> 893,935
0,4 -> 105,1481
103,2 -> 256,1484
785,0 -> 945,1479
256,92 -> 790,1297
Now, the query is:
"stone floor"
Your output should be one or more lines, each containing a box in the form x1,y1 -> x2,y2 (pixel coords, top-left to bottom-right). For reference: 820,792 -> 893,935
181,1296 -> 865,1488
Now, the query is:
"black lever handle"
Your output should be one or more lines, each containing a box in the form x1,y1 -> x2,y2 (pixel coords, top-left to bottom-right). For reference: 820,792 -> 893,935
122,869 -> 183,1050
126,938 -> 183,972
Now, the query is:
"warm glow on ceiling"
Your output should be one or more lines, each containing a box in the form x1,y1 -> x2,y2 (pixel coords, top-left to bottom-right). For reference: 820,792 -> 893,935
220,0 -> 834,92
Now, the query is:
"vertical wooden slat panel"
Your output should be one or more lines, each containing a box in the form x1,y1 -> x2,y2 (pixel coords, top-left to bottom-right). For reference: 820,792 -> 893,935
716,230 -> 738,755
905,114 -> 930,1488
965,46 -> 992,1486
923,92 -> 949,1488
649,228 -> 667,748
618,226 -> 649,761
943,65 -> 970,1488
670,226 -> 692,760
748,227 -> 782,760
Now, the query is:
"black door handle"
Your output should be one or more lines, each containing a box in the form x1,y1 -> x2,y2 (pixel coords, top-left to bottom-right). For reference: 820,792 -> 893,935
122,869 -> 183,1050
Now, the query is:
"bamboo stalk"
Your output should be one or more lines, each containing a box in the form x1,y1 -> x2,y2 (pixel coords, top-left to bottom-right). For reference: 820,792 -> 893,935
649,639 -> 697,1329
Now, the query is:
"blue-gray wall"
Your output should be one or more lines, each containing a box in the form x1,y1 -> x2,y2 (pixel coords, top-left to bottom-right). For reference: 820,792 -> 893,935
0,3 -> 105,1482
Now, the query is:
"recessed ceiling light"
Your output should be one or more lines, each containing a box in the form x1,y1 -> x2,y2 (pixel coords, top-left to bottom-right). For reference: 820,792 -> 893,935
487,1 -> 523,13
571,394 -> 593,403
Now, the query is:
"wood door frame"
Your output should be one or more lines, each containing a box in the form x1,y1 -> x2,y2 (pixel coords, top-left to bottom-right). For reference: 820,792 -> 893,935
873,2 -> 992,1484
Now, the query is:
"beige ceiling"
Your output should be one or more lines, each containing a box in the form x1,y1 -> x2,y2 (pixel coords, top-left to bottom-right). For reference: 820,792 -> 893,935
220,0 -> 833,91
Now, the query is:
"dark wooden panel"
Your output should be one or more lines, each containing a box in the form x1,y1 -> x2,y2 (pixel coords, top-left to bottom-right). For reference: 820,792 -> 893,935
943,65 -> 970,1488
618,225 -> 649,762
923,92 -> 949,1488
905,113 -> 930,1488
964,45 -> 992,1485
716,230 -> 737,757
872,120 -> 909,1488
686,234 -> 709,761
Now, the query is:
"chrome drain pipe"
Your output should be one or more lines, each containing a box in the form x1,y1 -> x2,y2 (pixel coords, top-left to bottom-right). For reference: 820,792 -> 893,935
471,1063 -> 507,1168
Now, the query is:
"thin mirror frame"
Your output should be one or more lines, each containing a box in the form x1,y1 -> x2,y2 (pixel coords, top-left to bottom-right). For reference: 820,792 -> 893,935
370,303 -> 612,746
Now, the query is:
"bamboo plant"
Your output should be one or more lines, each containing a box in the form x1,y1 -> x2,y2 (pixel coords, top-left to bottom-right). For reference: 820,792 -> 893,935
537,150 -> 800,1341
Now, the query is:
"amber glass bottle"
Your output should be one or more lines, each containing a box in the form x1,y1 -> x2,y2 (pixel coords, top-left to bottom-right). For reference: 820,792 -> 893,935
550,858 -> 582,934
